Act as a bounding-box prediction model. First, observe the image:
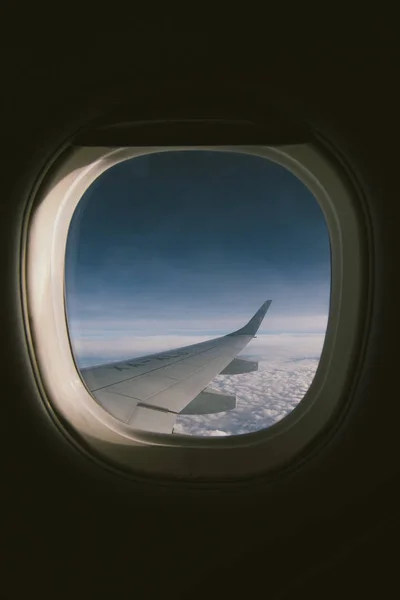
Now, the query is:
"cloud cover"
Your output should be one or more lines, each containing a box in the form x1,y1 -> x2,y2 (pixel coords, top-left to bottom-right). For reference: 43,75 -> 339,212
174,356 -> 320,436
173,333 -> 324,436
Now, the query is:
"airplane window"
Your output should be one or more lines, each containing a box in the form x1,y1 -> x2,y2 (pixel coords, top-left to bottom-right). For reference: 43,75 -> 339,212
65,150 -> 330,437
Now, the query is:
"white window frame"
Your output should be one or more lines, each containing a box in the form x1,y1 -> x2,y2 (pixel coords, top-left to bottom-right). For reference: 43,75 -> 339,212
23,144 -> 364,480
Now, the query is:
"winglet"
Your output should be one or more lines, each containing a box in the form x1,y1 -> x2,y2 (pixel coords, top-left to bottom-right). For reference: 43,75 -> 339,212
232,300 -> 272,336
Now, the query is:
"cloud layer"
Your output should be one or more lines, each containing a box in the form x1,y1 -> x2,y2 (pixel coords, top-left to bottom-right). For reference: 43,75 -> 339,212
173,333 -> 324,435
174,356 -> 320,436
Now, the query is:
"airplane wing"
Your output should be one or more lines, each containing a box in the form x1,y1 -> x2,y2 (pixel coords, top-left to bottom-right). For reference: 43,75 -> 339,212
80,300 -> 272,433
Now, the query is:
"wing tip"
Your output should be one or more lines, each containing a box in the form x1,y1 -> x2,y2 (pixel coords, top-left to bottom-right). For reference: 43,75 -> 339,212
230,299 -> 272,336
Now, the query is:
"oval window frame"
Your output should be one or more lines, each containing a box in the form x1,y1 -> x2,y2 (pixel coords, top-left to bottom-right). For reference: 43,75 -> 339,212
24,142 -> 366,480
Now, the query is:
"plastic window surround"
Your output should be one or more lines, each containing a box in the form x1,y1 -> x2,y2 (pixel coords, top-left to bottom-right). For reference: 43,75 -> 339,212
24,144 -> 363,480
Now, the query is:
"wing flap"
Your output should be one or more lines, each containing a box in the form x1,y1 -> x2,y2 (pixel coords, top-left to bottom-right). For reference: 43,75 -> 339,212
92,389 -> 139,422
180,387 -> 236,415
127,405 -> 178,434
220,357 -> 258,375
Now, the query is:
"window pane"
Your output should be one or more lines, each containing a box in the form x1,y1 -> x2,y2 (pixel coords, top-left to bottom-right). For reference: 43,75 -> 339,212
65,150 -> 330,436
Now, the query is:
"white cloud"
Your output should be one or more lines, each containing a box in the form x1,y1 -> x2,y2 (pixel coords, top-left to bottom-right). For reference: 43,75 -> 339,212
173,334 -> 325,436
174,356 -> 320,436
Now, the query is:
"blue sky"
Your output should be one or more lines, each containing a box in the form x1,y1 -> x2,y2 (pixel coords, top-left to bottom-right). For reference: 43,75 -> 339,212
65,150 -> 330,367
